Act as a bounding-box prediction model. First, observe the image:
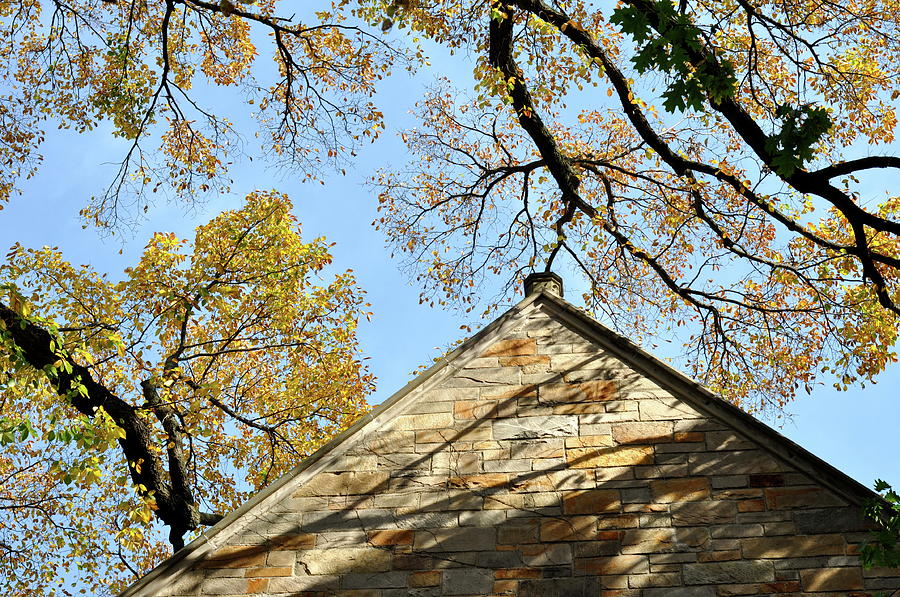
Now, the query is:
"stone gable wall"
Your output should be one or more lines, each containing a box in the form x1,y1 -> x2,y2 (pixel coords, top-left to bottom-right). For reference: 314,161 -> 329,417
156,302 -> 900,597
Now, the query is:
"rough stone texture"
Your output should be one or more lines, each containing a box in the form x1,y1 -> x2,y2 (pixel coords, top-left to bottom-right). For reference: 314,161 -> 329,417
143,300 -> 900,597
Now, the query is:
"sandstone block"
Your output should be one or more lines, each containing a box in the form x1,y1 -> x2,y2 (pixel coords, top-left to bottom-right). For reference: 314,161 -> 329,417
414,527 -> 496,551
671,501 -> 735,525
568,446 -> 653,468
553,402 -> 606,414
683,561 -> 774,584
390,413 -> 454,431
540,516 -> 598,541
266,575 -> 339,593
493,416 -> 577,440
621,528 -> 676,554
409,570 -> 441,587
244,566 -> 291,577
765,487 -> 845,509
442,568 -> 494,594
483,385 -> 538,400
481,338 -> 537,357
650,477 -> 710,502
500,355 -> 551,367
367,530 -> 414,546
741,534 -> 846,558
689,451 -> 782,476
510,438 -> 564,459
638,398 -> 700,420
200,578 -> 249,594
298,547 -> 392,575
520,543 -> 573,566
794,507 -> 872,533
563,489 -> 622,514
612,422 -> 673,444
445,367 -> 521,387
800,567 -> 864,591
576,554 -> 649,575
463,357 -> 500,368
203,545 -> 267,569
566,435 -> 614,448
447,473 -> 507,490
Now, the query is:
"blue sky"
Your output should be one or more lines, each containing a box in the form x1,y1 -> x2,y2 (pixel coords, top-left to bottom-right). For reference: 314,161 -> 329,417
0,28 -> 897,495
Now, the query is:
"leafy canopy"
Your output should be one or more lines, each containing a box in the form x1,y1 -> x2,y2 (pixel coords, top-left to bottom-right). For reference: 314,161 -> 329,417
0,192 -> 373,593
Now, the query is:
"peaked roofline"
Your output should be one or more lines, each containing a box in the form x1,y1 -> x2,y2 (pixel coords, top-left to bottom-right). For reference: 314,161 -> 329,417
122,290 -> 878,597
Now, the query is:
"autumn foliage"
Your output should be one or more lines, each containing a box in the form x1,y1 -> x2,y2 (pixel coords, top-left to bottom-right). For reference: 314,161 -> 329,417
0,192 -> 372,593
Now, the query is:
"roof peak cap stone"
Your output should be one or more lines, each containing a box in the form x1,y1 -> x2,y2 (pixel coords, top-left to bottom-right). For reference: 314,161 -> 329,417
524,271 -> 564,297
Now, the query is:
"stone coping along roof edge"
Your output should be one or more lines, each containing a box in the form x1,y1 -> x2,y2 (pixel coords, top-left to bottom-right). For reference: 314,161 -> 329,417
119,292 -> 545,597
121,289 -> 880,596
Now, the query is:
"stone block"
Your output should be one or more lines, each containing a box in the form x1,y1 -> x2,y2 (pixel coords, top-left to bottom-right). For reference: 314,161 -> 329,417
705,431 -> 755,451
498,520 -> 539,544
741,534 -> 846,558
621,528 -> 676,554
267,532 -> 316,550
200,578 -> 249,595
576,554 -> 649,575
508,438 -> 565,459
520,543 -> 573,566
480,338 -> 537,357
566,435 -> 614,448
748,473 -> 784,487
518,577 -> 599,597
493,416 -> 577,439
794,507 -> 873,533
800,567 -> 863,591
688,451 -> 782,476
563,489 -> 622,514
612,422 -> 673,444
342,571 -> 409,589
567,446 -> 653,468
683,561 -> 774,584
650,477 -> 710,502
484,384 -> 539,401
457,509 -> 507,527
325,455 -> 378,472
360,431 -> 415,455
409,570 -> 442,587
298,547 -> 392,575
316,530 -> 370,548
709,523 -> 764,539
638,398 -> 701,420
367,530 -> 414,546
671,500 -> 737,525
447,473 -> 508,490
445,367 -> 521,387
765,487 -> 845,509
483,459 -> 532,473
390,413 -> 455,431
553,402 -> 606,414
540,381 -> 615,404
413,527 -> 496,551
540,516 -> 598,541
442,568 -> 494,595
266,575 -> 339,593
500,355 -> 551,367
